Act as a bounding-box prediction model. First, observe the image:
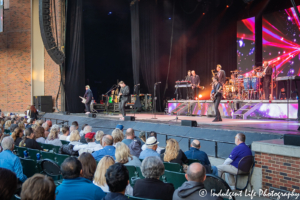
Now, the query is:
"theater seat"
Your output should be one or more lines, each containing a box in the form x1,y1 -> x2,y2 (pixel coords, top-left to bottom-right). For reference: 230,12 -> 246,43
125,165 -> 138,186
17,147 -> 27,158
60,140 -> 70,145
19,158 -> 40,177
163,170 -> 186,189
27,148 -> 41,160
54,153 -> 69,166
41,151 -> 55,161
163,162 -> 182,172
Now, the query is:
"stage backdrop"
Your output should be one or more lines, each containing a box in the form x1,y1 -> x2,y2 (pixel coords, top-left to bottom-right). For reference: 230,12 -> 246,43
263,5 -> 300,78
237,17 -> 256,75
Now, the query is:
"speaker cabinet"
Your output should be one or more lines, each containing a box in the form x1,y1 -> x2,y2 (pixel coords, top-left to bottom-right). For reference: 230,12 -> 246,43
181,120 -> 197,127
284,134 -> 300,146
124,116 -> 135,121
88,113 -> 97,118
33,96 -> 53,113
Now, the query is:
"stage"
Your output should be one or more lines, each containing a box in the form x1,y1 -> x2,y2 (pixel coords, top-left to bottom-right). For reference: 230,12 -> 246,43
42,112 -> 300,158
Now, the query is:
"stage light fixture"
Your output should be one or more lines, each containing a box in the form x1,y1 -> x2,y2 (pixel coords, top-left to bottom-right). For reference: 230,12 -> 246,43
199,94 -> 202,98
226,5 -> 229,8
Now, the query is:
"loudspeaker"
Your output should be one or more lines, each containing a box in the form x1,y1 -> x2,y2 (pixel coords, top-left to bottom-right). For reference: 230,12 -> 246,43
124,116 -> 135,121
39,0 -> 64,64
181,120 -> 197,127
284,134 -> 300,146
63,111 -> 70,115
88,113 -> 97,118
33,96 -> 53,113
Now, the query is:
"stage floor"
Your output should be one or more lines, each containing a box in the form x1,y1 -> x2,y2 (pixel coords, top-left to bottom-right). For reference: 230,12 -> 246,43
54,112 -> 300,135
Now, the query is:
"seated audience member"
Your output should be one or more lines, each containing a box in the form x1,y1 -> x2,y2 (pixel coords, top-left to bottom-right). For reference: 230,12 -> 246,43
46,120 -> 52,129
29,105 -> 39,120
134,156 -> 174,200
4,120 -> 11,133
94,156 -> 133,195
116,124 -> 124,131
59,126 -> 70,141
185,140 -> 218,176
79,124 -> 88,136
161,138 -> 188,166
0,137 -> 27,182
73,132 -> 102,155
19,128 -> 43,150
115,142 -> 141,167
72,121 -> 79,130
92,135 -> 116,161
139,137 -> 160,159
50,124 -> 60,132
0,167 -> 18,200
45,128 -> 62,147
142,131 -> 163,154
11,127 -> 23,146
139,131 -> 146,145
103,163 -> 131,200
129,138 -> 142,158
78,152 -> 97,181
59,130 -> 82,156
18,121 -> 25,130
31,124 -> 38,132
95,130 -> 105,144
66,125 -> 76,141
42,122 -> 50,138
10,123 -> 18,134
217,133 -> 252,190
80,125 -> 92,144
69,130 -> 82,145
21,174 -> 56,200
112,128 -> 124,146
35,126 -> 46,143
122,128 -> 135,146
55,157 -> 106,200
173,163 -> 222,200
35,119 -> 44,127
25,119 -> 34,129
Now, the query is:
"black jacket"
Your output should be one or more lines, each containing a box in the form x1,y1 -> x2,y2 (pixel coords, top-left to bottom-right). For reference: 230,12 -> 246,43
119,86 -> 130,102
84,89 -> 93,103
80,135 -> 87,144
20,138 -> 43,150
161,149 -> 188,166
30,111 -> 38,120
102,192 -> 128,200
217,70 -> 226,85
59,144 -> 79,156
133,178 -> 175,200
14,137 -> 22,146
173,181 -> 223,200
263,66 -> 273,82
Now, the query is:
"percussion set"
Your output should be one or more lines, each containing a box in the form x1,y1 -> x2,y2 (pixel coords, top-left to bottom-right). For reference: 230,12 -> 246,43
223,70 -> 262,100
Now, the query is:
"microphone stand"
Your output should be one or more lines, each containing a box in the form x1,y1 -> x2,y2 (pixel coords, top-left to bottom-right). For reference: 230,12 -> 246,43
152,82 -> 161,119
105,84 -> 119,115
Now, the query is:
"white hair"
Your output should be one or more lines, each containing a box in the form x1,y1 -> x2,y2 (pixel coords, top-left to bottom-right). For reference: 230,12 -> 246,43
51,124 -> 60,132
1,137 -> 14,151
83,125 -> 92,134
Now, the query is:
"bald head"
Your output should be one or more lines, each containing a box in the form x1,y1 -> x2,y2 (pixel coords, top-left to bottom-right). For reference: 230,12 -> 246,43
186,163 -> 206,183
102,135 -> 113,147
126,128 -> 135,139
191,140 -> 200,149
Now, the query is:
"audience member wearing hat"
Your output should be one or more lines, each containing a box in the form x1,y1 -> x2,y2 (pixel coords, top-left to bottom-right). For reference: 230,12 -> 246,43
139,137 -> 160,159
73,132 -> 102,155
116,124 -> 124,131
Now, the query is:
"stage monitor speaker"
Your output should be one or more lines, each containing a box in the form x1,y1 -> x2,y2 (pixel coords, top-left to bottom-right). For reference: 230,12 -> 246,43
63,111 -> 70,115
284,134 -> 300,146
124,116 -> 135,121
88,113 -> 97,118
181,120 -> 197,127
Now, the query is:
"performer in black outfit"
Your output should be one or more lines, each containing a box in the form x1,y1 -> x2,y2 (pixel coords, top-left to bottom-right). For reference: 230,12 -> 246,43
190,70 -> 200,99
211,76 -> 222,122
216,64 -> 226,86
84,85 -> 93,114
118,81 -> 130,120
262,61 -> 273,100
185,70 -> 191,82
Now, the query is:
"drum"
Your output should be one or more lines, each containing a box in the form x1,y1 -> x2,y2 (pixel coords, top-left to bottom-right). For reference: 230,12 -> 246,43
251,76 -> 258,90
243,77 -> 250,90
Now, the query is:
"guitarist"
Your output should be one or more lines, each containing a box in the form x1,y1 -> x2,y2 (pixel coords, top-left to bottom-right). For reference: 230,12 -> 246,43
84,85 -> 93,114
211,76 -> 223,122
118,81 -> 130,120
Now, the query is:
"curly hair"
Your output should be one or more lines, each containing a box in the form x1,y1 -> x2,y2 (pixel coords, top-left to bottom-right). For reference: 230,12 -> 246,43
47,129 -> 59,141
163,138 -> 180,162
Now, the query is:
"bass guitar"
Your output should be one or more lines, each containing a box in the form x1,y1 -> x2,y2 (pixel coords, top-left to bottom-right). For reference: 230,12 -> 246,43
211,86 -> 222,101
79,96 -> 86,104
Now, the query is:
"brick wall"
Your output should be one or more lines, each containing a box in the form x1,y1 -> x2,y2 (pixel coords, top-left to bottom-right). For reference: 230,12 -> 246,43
0,0 -> 32,112
255,152 -> 300,193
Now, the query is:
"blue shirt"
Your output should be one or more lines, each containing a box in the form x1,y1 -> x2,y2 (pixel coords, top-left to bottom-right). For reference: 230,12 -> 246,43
92,146 -> 116,161
184,147 -> 211,166
229,143 -> 252,168
56,177 -> 106,200
122,139 -> 133,146
0,150 -> 27,182
139,148 -> 160,159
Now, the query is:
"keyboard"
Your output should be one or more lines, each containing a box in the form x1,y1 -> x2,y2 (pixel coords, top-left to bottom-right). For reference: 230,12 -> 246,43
275,76 -> 300,81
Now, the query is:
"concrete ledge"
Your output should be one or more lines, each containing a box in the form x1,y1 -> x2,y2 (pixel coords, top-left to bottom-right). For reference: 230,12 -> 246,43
252,139 -> 300,158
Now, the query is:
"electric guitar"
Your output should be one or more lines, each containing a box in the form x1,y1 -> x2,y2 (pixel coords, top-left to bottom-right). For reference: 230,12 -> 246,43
79,96 -> 86,104
211,86 -> 222,101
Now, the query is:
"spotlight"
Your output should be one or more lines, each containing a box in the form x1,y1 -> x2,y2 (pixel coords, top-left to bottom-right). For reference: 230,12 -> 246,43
198,94 -> 202,98
108,12 -> 112,15
168,17 -> 171,20
226,5 -> 229,7
203,12 -> 205,15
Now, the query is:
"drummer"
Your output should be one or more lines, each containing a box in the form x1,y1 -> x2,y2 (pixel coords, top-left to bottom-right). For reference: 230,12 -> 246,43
229,74 -> 236,85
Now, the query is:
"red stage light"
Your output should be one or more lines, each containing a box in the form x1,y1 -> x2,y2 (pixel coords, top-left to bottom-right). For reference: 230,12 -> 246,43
226,5 -> 229,8
269,100 -> 272,103
227,101 -> 229,103
173,98 -> 175,100
203,13 -> 205,15
231,101 -> 233,103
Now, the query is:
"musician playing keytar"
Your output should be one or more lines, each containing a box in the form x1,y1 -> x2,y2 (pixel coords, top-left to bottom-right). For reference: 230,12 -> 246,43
211,76 -> 223,122
118,81 -> 130,120
83,85 -> 93,114
262,61 -> 272,100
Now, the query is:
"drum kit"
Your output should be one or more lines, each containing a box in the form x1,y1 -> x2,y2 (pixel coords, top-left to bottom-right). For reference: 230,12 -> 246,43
223,69 -> 262,100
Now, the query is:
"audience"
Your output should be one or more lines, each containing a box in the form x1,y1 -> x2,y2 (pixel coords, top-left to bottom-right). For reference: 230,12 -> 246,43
19,128 -> 43,150
80,125 -> 92,144
78,152 -> 97,181
45,128 -> 62,147
11,127 -> 23,146
10,123 -> 18,134
18,121 -> 25,130
35,126 -> 46,143
217,133 -> 252,191
4,120 -> 11,133
138,131 -> 146,145
134,156 -> 174,200
141,131 -> 162,154
55,157 -> 106,200
92,135 -> 115,161
116,124 -> 124,131
122,128 -> 135,146
161,138 -> 188,166
185,140 -> 218,176
95,130 -> 105,144
29,105 -> 39,120
73,132 -> 102,154
112,128 -> 124,146
115,142 -> 141,167
46,120 -> 52,129
42,122 -> 50,138
139,137 -> 160,159
79,124 -> 88,137
103,163 -> 130,200
69,130 -> 82,145
129,138 -> 142,158
66,125 -> 76,141
0,137 -> 27,182
0,167 -> 18,200
72,121 -> 79,130
21,174 -> 56,200
59,130 -> 81,156
26,119 -> 34,129
59,126 -> 70,140
173,163 -> 222,200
